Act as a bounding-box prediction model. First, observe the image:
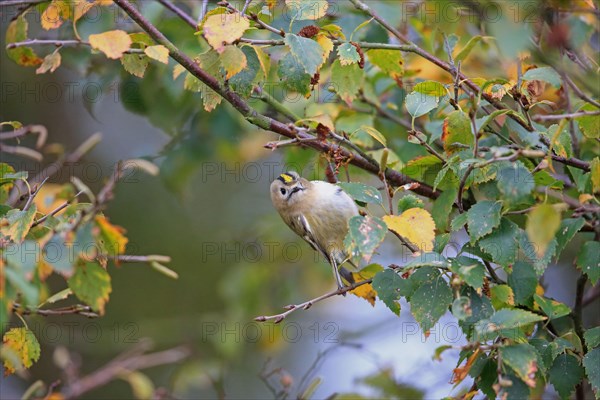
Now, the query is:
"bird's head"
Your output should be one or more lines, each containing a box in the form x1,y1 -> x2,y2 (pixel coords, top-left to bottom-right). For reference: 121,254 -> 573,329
270,171 -> 309,209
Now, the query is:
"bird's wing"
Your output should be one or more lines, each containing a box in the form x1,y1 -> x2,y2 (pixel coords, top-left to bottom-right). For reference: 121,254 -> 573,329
295,214 -> 332,264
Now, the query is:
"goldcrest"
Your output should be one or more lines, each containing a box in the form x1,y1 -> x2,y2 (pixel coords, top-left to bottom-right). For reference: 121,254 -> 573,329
270,171 -> 358,289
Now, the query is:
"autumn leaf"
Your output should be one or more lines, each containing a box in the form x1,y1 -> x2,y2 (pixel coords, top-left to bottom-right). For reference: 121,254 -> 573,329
350,264 -> 383,306
220,45 -> 247,79
5,16 -> 42,66
89,30 -> 132,59
2,328 -> 41,375
203,13 -> 250,53
96,215 -> 128,256
36,51 -> 61,74
383,208 -> 436,252
41,0 -> 70,30
144,45 -> 169,64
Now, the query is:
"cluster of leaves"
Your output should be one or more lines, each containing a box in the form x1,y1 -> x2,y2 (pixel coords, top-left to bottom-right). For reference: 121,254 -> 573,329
0,122 -> 174,378
4,0 -> 599,398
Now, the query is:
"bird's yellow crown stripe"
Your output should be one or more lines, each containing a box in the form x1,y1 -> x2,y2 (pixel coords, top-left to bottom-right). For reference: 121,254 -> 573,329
279,173 -> 295,183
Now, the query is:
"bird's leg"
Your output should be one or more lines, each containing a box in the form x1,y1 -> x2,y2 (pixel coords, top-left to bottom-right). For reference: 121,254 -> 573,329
330,258 -> 347,296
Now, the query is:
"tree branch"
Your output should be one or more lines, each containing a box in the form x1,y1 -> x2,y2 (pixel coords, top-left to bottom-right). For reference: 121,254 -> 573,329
112,0 -> 439,199
254,279 -> 373,323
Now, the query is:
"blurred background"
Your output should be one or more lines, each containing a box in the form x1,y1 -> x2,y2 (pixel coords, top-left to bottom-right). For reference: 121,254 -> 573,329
1,1 -> 598,399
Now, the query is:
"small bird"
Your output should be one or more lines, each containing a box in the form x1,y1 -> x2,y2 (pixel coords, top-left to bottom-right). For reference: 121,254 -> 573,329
270,171 -> 359,290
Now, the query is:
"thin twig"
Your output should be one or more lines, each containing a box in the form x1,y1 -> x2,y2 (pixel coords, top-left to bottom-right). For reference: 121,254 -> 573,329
157,0 -> 197,29
13,303 -> 98,318
254,279 -> 373,323
6,39 -> 145,53
532,110 -> 600,121
23,176 -> 49,211
63,345 -> 190,399
31,190 -> 84,227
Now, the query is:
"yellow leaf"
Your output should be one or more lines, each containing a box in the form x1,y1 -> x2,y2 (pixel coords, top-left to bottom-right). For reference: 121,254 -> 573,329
173,64 -> 186,80
526,204 -> 560,258
144,45 -> 169,64
89,30 -> 132,59
220,45 -> 247,79
41,0 -> 70,30
350,282 -> 376,306
95,215 -> 128,256
383,208 -> 436,252
316,34 -> 334,61
73,0 -> 95,39
203,13 -> 250,53
2,328 -> 41,375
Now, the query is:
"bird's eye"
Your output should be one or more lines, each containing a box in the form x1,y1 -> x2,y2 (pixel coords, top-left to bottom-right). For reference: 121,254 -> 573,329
280,188 -> 287,195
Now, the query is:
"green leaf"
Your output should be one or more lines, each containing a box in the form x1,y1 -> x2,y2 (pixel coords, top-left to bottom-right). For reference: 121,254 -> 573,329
404,253 -> 449,269
68,262 -> 112,314
431,187 -> 457,232
397,194 -> 424,214
451,256 -> 485,289
475,309 -> 545,341
519,232 -> 557,276
278,52 -> 311,97
337,42 -> 360,65
230,45 -> 264,98
285,0 -> 328,20
413,81 -> 447,97
577,104 -> 599,139
455,35 -> 487,62
534,170 -> 564,190
285,34 -> 324,75
331,60 -> 364,104
1,205 -> 37,243
121,54 -> 149,78
522,66 -> 562,88
405,92 -> 439,118
490,285 -> 514,310
366,49 -> 403,78
5,16 -> 42,66
372,269 -> 402,315
337,182 -> 382,204
466,200 -> 502,243
353,125 -> 386,147
577,241 -> 600,285
442,110 -> 473,155
583,348 -> 600,398
450,212 -> 468,232
410,275 -> 452,332
497,162 -> 534,206
585,327 -> 600,349
549,354 -> 584,399
478,218 -> 520,267
500,374 -> 531,400
508,261 -> 537,307
500,344 -> 539,388
401,155 -> 443,181
1,327 -> 41,375
548,338 -> 576,362
346,215 -> 387,264
534,294 -> 571,320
